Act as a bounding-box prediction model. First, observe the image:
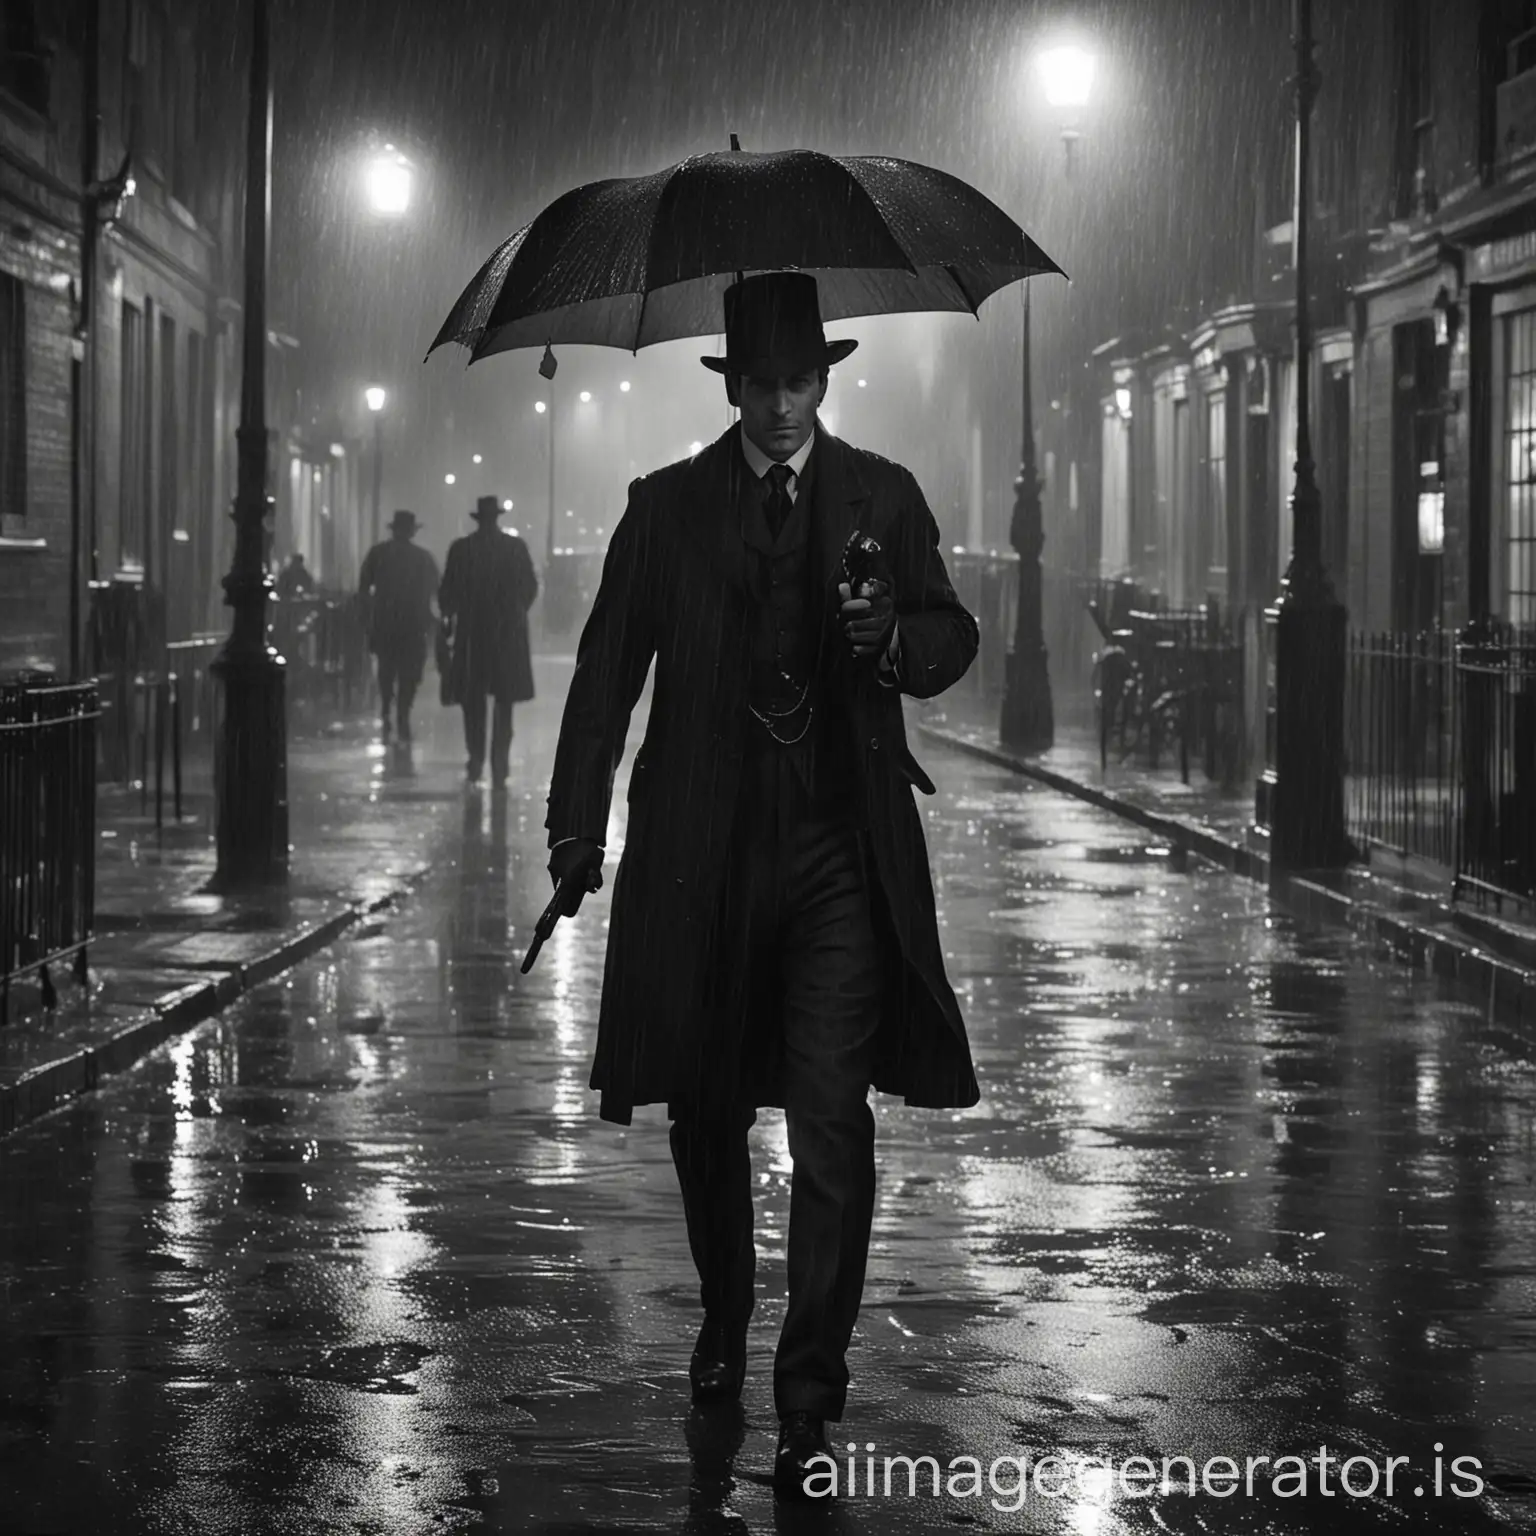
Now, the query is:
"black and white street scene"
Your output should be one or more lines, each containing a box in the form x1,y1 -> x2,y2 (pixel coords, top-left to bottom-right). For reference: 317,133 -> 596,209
5,2 -> 1536,1532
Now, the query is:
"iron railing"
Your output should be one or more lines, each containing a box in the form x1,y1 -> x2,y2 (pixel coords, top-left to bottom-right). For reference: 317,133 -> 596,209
1344,629 -> 1457,868
1455,622 -> 1536,908
1,678 -> 97,1023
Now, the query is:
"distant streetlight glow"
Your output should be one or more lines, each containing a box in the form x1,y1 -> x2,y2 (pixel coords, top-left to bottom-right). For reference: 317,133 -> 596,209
857,378 -> 867,388
503,498 -> 513,511
1038,45 -> 1095,107
689,440 -> 703,455
444,473 -> 456,485
472,453 -> 482,464
534,400 -> 547,414
363,149 -> 413,215
619,380 -> 631,392
364,385 -> 386,412
579,390 -> 592,403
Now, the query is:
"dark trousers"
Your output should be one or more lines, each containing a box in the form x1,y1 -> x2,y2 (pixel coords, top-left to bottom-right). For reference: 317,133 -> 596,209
461,686 -> 513,781
669,736 -> 881,1421
376,646 -> 424,729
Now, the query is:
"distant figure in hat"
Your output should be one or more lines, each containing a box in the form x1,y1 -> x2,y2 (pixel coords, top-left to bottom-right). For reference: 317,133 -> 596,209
275,551 -> 315,601
542,270 -> 979,1498
358,509 -> 440,742
438,495 -> 538,787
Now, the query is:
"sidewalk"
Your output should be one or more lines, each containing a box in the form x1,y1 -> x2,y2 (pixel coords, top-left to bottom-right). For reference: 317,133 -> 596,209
0,665 -> 569,1140
913,687 -> 1536,1027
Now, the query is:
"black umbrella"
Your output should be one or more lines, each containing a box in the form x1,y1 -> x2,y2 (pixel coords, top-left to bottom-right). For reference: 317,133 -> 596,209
427,146 -> 1064,365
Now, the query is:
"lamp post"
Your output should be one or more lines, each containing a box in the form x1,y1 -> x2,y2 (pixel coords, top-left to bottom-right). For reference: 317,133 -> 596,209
211,0 -> 286,887
1000,42 -> 1094,754
1257,0 -> 1349,870
364,385 -> 385,548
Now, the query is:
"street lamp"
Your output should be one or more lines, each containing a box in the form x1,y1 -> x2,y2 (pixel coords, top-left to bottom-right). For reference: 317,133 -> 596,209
364,385 -> 385,548
363,146 -> 412,217
1257,0 -> 1349,869
211,0 -> 286,887
1000,41 -> 1095,754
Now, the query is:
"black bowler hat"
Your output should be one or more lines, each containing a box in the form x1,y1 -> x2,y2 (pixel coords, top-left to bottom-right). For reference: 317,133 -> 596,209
389,509 -> 419,534
470,495 -> 502,522
700,271 -> 857,378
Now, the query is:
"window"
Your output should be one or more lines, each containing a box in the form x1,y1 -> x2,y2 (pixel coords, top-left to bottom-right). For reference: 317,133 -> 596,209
120,300 -> 146,567
1394,0 -> 1434,216
1502,307 -> 1536,624
0,1 -> 50,117
1204,390 -> 1228,586
125,1 -> 171,177
0,273 -> 25,533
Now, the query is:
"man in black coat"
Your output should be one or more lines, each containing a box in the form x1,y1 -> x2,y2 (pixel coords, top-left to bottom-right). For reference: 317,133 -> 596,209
358,509 -> 439,742
545,272 -> 979,1499
439,496 -> 539,787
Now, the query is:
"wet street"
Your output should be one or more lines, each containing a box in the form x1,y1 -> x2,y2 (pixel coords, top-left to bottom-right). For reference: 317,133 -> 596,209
5,682 -> 1536,1535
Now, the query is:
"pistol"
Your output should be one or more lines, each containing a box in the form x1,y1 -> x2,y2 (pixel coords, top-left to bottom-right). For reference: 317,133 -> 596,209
841,530 -> 891,599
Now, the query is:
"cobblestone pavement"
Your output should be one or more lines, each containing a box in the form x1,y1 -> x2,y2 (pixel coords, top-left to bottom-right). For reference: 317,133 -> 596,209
4,670 -> 1536,1534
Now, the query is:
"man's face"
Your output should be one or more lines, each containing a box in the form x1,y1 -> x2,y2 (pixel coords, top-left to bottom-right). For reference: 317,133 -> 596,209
727,369 -> 828,460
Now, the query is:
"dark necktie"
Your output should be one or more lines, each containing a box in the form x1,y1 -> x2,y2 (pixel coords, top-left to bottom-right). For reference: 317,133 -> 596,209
764,462 -> 793,541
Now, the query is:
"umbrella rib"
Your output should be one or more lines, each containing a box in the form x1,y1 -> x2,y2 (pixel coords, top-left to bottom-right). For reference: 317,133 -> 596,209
631,158 -> 687,350
944,264 -> 982,318
842,161 -> 919,278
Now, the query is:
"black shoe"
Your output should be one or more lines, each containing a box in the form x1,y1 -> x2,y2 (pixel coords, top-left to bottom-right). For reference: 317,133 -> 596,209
774,1411 -> 831,1501
397,716 -> 412,743
689,1317 -> 747,1403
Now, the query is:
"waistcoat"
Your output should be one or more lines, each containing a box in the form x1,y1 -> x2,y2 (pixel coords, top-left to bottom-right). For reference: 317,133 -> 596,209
738,450 -> 858,812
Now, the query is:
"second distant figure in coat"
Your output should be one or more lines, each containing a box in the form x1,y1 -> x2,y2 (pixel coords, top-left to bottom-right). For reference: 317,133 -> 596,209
439,495 -> 539,788
358,509 -> 440,743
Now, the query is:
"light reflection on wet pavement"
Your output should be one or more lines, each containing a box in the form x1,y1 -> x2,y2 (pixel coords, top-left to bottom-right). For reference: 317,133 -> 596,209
4,695 -> 1536,1534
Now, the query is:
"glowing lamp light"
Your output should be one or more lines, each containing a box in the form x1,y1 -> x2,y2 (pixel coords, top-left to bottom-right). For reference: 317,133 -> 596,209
503,498 -> 513,511
363,151 -> 412,215
364,385 -> 386,412
579,390 -> 592,403
689,440 -> 703,455
472,453 -> 482,464
1418,491 -> 1445,554
1114,386 -> 1133,418
857,378 -> 867,388
444,473 -> 456,485
619,380 -> 631,392
1038,45 -> 1095,108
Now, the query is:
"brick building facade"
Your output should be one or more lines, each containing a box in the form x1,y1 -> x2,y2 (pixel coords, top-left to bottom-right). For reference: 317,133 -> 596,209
0,0 -> 304,682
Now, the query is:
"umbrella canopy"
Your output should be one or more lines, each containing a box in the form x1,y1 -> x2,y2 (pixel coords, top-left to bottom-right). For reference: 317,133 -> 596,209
427,148 -> 1065,365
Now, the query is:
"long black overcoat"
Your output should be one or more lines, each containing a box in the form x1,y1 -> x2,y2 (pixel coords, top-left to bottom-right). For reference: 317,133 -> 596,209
439,527 -> 538,702
545,425 -> 981,1125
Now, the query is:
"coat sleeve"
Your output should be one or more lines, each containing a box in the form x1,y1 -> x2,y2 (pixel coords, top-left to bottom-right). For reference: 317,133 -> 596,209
513,538 -> 539,610
545,482 -> 656,847
885,466 -> 978,699
438,544 -> 460,618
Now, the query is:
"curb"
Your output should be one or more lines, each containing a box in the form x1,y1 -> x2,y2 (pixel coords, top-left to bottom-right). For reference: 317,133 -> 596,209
0,872 -> 427,1142
918,723 -> 1536,1027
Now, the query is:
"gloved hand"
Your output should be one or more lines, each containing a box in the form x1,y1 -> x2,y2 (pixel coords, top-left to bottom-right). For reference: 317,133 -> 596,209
838,578 -> 896,659
548,837 -> 604,916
